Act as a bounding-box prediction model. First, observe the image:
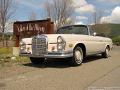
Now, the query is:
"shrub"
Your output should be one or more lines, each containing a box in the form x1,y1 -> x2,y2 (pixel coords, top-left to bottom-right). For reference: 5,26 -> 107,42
112,36 -> 120,46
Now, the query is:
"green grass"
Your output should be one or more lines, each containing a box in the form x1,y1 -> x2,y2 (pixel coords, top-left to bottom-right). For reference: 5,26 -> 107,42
0,47 -> 12,55
0,47 -> 30,68
112,35 -> 120,45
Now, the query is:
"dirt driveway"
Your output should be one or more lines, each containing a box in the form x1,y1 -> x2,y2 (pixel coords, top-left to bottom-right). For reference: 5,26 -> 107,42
0,46 -> 120,90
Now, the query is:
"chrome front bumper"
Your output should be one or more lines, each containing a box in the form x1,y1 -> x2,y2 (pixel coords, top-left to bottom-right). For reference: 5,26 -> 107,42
20,51 -> 73,58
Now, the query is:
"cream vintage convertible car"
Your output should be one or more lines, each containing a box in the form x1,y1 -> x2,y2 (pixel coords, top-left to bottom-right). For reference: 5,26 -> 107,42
20,25 -> 113,66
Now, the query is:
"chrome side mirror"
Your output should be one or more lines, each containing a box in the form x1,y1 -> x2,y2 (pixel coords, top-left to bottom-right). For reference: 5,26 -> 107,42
93,32 -> 97,36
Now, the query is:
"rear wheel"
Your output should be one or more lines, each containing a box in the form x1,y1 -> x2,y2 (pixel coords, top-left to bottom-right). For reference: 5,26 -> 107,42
30,57 -> 44,64
71,46 -> 83,66
102,46 -> 110,58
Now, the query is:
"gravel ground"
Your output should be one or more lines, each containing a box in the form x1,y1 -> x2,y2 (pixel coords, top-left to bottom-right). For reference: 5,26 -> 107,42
0,46 -> 120,90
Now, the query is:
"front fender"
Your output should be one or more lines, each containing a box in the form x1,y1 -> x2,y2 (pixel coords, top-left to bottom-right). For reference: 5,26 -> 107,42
65,41 -> 86,51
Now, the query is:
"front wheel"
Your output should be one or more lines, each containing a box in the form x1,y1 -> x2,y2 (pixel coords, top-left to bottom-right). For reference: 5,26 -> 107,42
71,46 -> 83,66
102,46 -> 110,58
30,57 -> 44,64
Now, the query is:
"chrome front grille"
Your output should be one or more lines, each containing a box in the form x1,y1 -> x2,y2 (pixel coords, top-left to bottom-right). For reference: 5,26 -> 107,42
32,35 -> 47,56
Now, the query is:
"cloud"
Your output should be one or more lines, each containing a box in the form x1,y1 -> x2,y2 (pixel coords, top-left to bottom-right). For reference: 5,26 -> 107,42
75,21 -> 84,25
101,6 -> 120,23
75,16 -> 88,25
97,0 -> 120,4
75,4 -> 95,13
15,0 -> 43,10
104,9 -> 112,13
73,0 -> 95,14
76,16 -> 88,20
73,0 -> 87,7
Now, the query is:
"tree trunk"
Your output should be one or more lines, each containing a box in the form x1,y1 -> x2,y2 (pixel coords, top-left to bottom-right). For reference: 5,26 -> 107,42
2,32 -> 5,47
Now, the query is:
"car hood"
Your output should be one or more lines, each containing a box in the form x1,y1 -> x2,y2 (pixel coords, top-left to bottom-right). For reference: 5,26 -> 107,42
45,34 -> 88,43
21,34 -> 112,44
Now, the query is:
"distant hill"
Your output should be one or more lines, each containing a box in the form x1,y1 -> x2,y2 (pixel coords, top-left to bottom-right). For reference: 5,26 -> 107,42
91,23 -> 120,37
108,24 -> 120,37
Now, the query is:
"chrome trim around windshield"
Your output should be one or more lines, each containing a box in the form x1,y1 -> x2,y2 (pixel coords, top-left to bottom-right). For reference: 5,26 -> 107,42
87,25 -> 91,35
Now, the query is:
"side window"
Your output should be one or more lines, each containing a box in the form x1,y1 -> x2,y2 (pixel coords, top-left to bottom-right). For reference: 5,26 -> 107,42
83,27 -> 89,35
89,29 -> 94,36
70,26 -> 89,35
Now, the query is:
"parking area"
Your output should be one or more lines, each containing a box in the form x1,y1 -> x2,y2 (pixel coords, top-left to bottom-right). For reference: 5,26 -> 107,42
0,46 -> 120,90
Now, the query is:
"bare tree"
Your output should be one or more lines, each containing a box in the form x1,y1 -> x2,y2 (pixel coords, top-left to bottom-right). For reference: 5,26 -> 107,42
44,0 -> 75,30
0,0 -> 15,46
91,9 -> 111,37
28,11 -> 37,21
92,9 -> 104,24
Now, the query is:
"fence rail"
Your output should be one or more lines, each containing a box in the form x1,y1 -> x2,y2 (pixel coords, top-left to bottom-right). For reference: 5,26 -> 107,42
0,40 -> 15,47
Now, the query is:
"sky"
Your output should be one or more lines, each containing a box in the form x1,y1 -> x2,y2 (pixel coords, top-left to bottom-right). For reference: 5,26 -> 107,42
13,0 -> 120,25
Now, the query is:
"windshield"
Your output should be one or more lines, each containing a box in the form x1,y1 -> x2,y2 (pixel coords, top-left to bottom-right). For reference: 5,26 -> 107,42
57,25 -> 88,35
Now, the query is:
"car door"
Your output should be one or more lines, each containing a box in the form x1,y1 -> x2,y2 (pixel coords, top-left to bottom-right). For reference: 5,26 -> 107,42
85,29 -> 105,55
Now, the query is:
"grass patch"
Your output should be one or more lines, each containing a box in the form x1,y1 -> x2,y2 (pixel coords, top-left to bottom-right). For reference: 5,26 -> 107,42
0,56 -> 30,68
14,56 -> 30,64
0,47 -> 30,68
112,35 -> 120,46
0,47 -> 12,54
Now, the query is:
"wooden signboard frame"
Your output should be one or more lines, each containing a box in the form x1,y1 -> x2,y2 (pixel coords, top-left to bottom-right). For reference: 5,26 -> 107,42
13,18 -> 54,47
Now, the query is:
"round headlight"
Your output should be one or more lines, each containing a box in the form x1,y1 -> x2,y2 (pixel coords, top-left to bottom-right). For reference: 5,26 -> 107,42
20,41 -> 25,46
57,36 -> 64,43
20,41 -> 26,50
57,45 -> 63,50
57,36 -> 66,51
58,38 -> 63,43
21,45 -> 26,50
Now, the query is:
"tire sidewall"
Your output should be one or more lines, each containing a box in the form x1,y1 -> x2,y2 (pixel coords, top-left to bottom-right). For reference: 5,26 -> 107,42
73,47 -> 83,65
102,47 -> 109,58
105,47 -> 109,58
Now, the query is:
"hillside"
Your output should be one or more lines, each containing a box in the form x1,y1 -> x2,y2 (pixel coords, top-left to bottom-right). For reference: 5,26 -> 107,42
108,24 -> 120,37
91,23 -> 120,37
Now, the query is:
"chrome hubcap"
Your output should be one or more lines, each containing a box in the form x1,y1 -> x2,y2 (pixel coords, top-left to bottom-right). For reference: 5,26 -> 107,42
75,49 -> 83,63
106,48 -> 109,56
